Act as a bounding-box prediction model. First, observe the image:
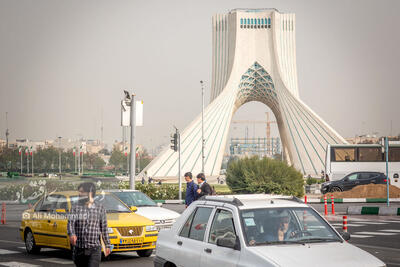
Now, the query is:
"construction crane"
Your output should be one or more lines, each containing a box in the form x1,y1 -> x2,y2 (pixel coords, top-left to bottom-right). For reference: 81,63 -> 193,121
232,112 -> 277,154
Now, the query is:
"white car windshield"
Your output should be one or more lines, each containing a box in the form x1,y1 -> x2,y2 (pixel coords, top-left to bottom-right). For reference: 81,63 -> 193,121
70,194 -> 131,213
113,191 -> 157,207
240,207 -> 341,246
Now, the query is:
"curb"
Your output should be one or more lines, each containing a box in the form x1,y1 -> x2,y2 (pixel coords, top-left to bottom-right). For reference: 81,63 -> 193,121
347,206 -> 400,215
307,198 -> 400,203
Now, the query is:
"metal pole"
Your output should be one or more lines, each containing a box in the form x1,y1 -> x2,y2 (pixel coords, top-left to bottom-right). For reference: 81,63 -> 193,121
82,151 -> 84,175
126,127 -> 129,175
74,148 -> 77,174
20,150 -> 22,174
32,151 -> 33,177
27,148 -> 29,174
129,94 -> 136,190
200,81 -> 205,173
58,137 -> 62,174
178,129 -> 182,200
78,150 -> 81,175
385,137 -> 389,207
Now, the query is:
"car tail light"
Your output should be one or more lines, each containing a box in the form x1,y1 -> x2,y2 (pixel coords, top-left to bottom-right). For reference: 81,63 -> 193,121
383,179 -> 387,183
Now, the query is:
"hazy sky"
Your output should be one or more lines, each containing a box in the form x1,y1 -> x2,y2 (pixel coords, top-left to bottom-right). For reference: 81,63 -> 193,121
1,0 -> 399,150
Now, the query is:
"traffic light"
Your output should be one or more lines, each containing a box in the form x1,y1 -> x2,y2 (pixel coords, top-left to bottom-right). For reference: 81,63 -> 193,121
171,133 -> 178,152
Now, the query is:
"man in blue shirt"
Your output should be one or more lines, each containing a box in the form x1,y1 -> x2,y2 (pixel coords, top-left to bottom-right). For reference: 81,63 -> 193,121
184,172 -> 198,208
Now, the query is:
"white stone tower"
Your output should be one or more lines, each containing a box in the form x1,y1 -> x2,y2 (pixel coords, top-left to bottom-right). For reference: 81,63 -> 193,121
143,8 -> 346,178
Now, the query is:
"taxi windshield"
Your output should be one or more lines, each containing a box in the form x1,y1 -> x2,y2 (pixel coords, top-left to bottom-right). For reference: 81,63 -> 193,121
240,207 -> 341,246
70,194 -> 131,213
112,191 -> 156,207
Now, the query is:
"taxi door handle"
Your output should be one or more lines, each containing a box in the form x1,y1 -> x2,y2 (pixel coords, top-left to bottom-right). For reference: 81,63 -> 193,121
48,220 -> 51,223
204,248 -> 212,254
177,241 -> 182,246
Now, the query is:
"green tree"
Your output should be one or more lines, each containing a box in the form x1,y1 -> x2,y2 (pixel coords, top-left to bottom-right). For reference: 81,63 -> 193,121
226,156 -> 304,197
109,148 -> 127,172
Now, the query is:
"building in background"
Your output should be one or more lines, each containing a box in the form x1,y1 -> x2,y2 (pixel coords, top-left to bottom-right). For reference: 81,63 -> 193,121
143,8 -> 346,178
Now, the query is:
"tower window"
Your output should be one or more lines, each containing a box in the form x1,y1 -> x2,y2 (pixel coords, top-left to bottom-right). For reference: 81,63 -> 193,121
251,18 -> 254,25
240,18 -> 243,25
257,18 -> 260,25
268,18 -> 271,26
247,18 -> 250,25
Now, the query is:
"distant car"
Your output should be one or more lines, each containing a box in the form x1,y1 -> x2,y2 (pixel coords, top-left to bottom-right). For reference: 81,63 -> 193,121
107,189 -> 180,231
154,194 -> 385,267
321,172 -> 388,194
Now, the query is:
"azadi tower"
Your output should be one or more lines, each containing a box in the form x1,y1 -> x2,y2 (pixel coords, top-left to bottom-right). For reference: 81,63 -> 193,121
143,8 -> 346,178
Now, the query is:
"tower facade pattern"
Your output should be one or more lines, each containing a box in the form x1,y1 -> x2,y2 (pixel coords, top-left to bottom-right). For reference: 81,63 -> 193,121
143,8 -> 346,177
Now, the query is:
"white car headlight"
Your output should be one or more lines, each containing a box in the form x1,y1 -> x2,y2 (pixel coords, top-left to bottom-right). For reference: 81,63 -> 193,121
107,227 -> 114,234
146,225 -> 157,232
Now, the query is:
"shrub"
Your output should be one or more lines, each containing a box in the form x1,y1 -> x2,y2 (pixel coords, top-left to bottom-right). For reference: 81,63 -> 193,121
226,156 -> 304,197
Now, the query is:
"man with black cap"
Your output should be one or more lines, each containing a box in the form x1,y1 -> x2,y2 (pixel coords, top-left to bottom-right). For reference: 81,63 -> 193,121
196,173 -> 213,197
184,172 -> 198,207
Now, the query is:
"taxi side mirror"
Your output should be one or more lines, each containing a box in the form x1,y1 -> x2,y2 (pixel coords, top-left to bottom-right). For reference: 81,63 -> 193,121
157,202 -> 163,207
130,206 -> 138,212
56,209 -> 66,213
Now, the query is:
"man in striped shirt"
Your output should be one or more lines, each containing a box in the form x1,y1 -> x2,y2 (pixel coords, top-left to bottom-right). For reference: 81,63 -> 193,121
67,182 -> 111,267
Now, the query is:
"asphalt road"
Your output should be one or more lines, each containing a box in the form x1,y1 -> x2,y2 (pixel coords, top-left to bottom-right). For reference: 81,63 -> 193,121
0,203 -> 399,267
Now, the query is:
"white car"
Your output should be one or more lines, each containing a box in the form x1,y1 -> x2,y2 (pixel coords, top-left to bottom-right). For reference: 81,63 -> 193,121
154,194 -> 385,267
107,189 -> 180,231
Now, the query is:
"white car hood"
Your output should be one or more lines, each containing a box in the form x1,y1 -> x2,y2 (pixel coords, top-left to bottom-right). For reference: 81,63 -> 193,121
249,242 -> 384,267
135,206 -> 180,221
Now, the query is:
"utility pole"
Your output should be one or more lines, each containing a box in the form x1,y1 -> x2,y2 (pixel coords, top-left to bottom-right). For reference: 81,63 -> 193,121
31,148 -> 33,177
58,137 -> 62,175
171,127 -> 181,200
26,147 -> 29,174
78,146 -> 81,175
5,112 -> 9,148
200,80 -> 205,173
20,147 -> 22,174
129,93 -> 136,190
385,137 -> 390,207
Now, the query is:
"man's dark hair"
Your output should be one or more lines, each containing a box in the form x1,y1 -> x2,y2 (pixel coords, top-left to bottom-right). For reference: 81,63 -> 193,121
78,182 -> 96,197
196,173 -> 206,181
184,172 -> 192,179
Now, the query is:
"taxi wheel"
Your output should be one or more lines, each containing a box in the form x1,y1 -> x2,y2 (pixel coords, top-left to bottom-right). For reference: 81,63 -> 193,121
25,230 -> 41,254
137,249 -> 153,257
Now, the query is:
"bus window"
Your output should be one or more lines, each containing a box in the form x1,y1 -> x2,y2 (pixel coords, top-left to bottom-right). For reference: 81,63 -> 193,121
358,147 -> 382,162
389,147 -> 400,162
332,148 -> 355,162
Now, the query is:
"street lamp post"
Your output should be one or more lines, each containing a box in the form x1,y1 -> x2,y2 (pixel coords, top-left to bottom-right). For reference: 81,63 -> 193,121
58,137 -> 62,175
200,80 -> 205,173
129,93 -> 136,190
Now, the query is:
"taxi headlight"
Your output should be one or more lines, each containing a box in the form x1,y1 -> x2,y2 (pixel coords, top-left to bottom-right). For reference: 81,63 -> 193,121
146,225 -> 157,232
107,227 -> 114,234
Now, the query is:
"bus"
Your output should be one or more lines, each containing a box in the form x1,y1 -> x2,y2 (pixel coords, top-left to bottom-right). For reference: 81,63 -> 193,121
325,143 -> 400,188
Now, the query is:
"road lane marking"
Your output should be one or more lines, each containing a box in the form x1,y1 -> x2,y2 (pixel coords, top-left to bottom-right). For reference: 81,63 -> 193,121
380,229 -> 400,233
0,240 -> 24,245
351,222 -> 386,225
331,223 -> 364,227
38,258 -> 73,265
0,262 -> 40,267
355,231 -> 397,236
0,249 -> 20,255
353,243 -> 400,252
349,234 -> 373,238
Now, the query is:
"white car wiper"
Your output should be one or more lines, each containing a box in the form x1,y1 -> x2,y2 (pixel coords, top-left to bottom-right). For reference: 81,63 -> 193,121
299,238 -> 342,243
255,240 -> 306,246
